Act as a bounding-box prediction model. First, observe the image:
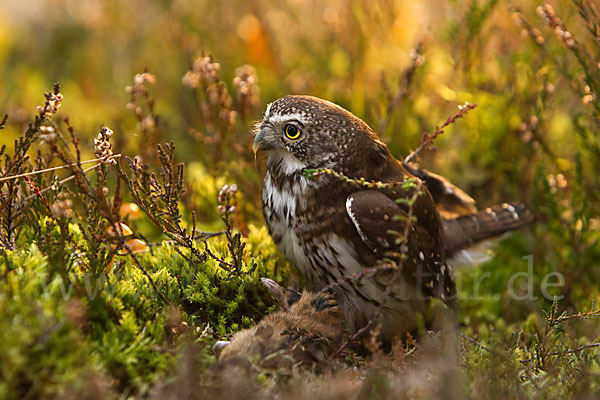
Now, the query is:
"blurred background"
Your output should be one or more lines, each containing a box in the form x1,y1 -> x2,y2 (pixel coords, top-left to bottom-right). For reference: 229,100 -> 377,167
0,0 -> 592,204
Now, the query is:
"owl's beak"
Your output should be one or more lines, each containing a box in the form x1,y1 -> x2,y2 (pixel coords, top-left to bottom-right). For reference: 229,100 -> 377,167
253,129 -> 276,152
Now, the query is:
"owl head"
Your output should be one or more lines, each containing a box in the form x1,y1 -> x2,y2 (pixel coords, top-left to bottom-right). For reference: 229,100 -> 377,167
253,95 -> 390,177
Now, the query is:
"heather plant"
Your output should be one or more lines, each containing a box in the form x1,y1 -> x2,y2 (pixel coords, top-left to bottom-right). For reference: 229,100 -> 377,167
0,81 -> 287,397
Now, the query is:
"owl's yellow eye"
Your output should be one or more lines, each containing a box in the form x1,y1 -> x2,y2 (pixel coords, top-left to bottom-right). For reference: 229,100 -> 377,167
284,123 -> 302,140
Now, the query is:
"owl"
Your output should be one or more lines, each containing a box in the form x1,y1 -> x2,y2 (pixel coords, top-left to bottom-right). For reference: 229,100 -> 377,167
253,95 -> 531,346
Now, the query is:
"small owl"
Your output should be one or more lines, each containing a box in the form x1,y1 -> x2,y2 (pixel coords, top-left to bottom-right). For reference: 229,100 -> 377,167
253,95 -> 531,346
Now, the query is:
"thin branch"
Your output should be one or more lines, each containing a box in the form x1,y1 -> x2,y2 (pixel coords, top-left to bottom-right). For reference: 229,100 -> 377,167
0,155 -> 121,182
302,167 -> 416,190
404,103 -> 477,164
143,230 -> 226,248
378,44 -> 423,134
460,333 -> 504,357
123,242 -> 169,304
520,343 -> 600,363
19,163 -> 100,204
555,308 -> 600,323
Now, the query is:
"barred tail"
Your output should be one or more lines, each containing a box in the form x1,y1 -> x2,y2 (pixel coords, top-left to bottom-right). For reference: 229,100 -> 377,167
443,202 -> 533,256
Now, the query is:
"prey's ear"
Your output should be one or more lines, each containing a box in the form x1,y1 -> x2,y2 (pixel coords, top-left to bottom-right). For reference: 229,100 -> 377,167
255,325 -> 275,339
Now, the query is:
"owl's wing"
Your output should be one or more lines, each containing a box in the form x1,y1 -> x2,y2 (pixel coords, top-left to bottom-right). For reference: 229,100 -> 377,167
402,162 -> 477,218
345,190 -> 456,306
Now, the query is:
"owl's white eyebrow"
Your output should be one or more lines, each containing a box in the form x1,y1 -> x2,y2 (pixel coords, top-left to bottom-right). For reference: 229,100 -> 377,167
263,102 -> 273,119
267,112 -> 308,125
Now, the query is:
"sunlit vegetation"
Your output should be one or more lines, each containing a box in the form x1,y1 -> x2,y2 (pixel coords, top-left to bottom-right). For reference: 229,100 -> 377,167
0,0 -> 599,398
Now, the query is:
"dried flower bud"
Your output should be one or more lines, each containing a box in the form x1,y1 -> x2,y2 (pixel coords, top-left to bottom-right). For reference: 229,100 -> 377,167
72,249 -> 87,268
521,131 -> 533,143
529,115 -> 538,127
409,48 -> 425,66
193,56 -> 221,82
127,72 -> 156,97
182,71 -> 201,88
217,183 -> 239,215
233,64 -> 260,109
39,125 -> 57,145
136,72 -> 155,86
37,91 -> 63,120
519,122 -> 528,132
51,196 -> 74,219
218,185 -> 229,203
546,174 -> 568,194
140,115 -> 155,130
538,4 -> 576,49
51,176 -> 60,191
94,126 -> 117,164
583,94 -> 594,104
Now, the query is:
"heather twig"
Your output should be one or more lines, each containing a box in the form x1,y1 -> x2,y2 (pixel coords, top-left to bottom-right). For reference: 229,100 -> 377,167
520,299 -> 600,369
519,342 -> 600,364
302,167 -> 418,190
0,155 -> 121,183
183,55 -> 237,165
535,4 -> 600,119
215,183 -> 254,278
378,44 -> 424,134
126,71 -> 163,161
119,143 -> 253,281
20,163 -> 100,204
459,332 -> 504,357
0,83 -> 64,249
143,230 -> 226,248
404,102 -> 478,164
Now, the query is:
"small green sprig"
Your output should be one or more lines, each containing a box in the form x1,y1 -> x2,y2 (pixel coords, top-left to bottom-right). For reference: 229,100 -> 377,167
302,167 -> 420,190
